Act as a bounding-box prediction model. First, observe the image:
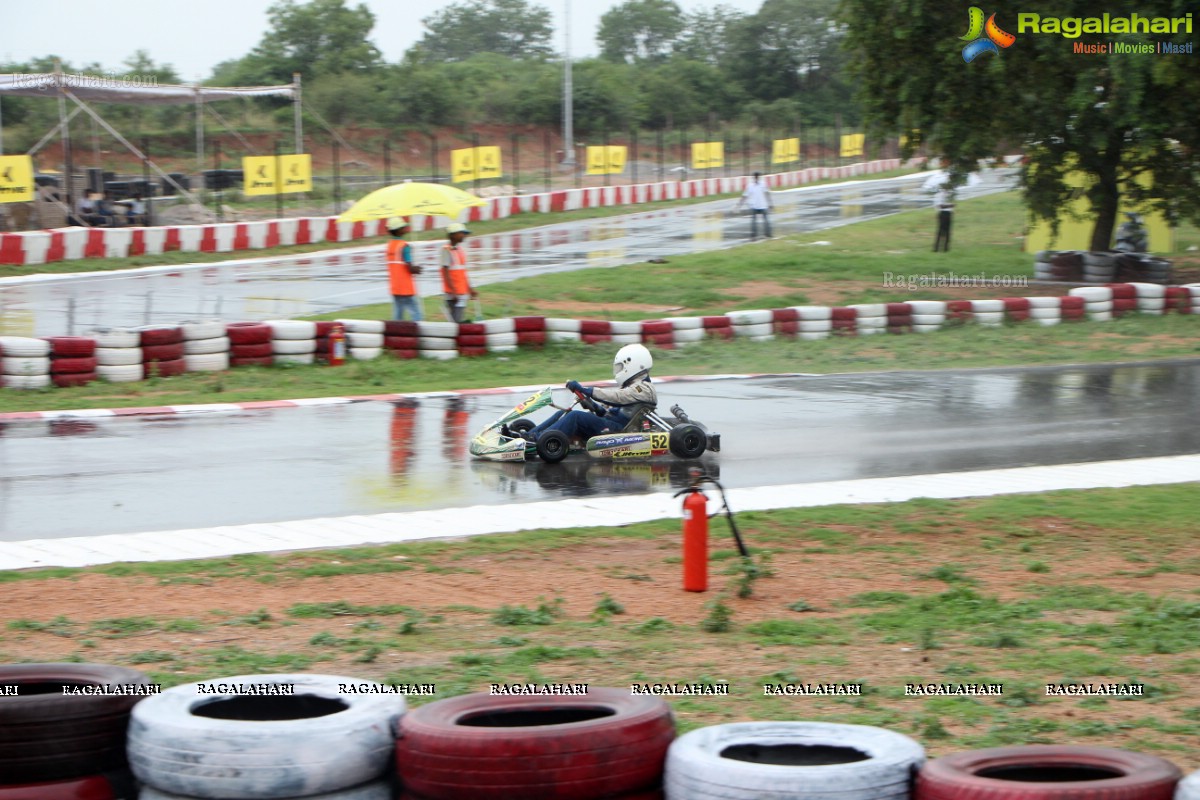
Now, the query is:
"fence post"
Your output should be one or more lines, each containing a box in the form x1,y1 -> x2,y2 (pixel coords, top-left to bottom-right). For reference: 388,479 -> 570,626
430,134 -> 438,183
213,139 -> 221,222
543,128 -> 551,193
383,139 -> 391,185
630,129 -> 637,186
143,136 -> 153,226
274,139 -> 282,220
333,138 -> 341,216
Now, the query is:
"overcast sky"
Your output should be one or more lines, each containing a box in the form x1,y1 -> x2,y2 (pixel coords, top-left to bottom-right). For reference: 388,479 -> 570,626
3,0 -> 766,82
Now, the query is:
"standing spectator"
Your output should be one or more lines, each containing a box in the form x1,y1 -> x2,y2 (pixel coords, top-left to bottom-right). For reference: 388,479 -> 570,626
933,187 -> 954,252
386,217 -> 423,321
440,222 -> 477,323
736,172 -> 774,239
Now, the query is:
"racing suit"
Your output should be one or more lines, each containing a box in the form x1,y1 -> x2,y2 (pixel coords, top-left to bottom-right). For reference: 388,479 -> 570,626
529,375 -> 657,441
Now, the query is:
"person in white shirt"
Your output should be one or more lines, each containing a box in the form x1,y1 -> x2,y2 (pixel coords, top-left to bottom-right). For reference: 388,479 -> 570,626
933,187 -> 954,252
736,172 -> 774,239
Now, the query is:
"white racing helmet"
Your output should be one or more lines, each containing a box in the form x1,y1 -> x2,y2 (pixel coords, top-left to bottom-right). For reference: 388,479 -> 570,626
613,343 -> 653,386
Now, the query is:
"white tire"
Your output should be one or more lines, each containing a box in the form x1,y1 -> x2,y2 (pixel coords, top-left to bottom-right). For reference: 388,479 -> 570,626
1069,287 -> 1113,301
127,674 -> 404,800
673,328 -> 706,344
1126,282 -> 1165,298
184,353 -> 230,372
335,318 -> 385,334
799,320 -> 833,333
1030,308 -> 1061,320
545,318 -> 583,333
911,314 -> 946,325
1089,311 -> 1114,322
418,336 -> 456,351
1024,297 -> 1060,309
726,309 -> 773,325
347,332 -> 384,349
485,332 -> 518,348
273,353 -> 315,365
2,374 -> 51,389
908,300 -> 946,314
970,299 -> 1004,312
266,320 -> 317,340
608,320 -> 642,335
2,356 -> 50,376
183,337 -> 231,356
859,326 -> 884,336
665,721 -> 924,800
87,327 -> 141,349
272,339 -> 317,355
97,364 -> 144,383
665,317 -> 703,331
418,321 -> 459,337
1137,299 -> 1165,312
420,349 -> 459,360
547,331 -> 583,343
487,345 -> 518,353
0,336 -> 51,358
1175,769 -> 1200,800
1033,267 -> 1054,280
733,323 -> 773,338
799,331 -> 829,341
481,318 -> 516,335
180,320 -> 227,341
610,333 -> 642,345
913,323 -> 941,333
1085,301 -> 1114,313
789,306 -> 832,321
847,304 -> 886,317
1034,317 -> 1061,326
973,312 -> 1004,324
748,334 -> 775,342
139,780 -> 392,800
350,347 -> 382,360
96,347 -> 144,366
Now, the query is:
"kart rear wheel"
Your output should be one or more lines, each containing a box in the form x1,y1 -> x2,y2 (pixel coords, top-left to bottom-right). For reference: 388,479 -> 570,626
669,424 -> 707,460
510,419 -> 535,435
537,430 -> 571,464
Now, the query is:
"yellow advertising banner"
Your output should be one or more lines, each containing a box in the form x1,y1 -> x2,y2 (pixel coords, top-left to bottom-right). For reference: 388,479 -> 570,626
691,141 -> 724,170
475,146 -> 502,180
242,156 -> 278,196
1024,170 -> 1174,253
839,133 -> 865,158
771,138 -> 800,165
0,155 -> 36,203
278,154 -> 312,194
585,146 -> 628,175
451,148 -> 477,183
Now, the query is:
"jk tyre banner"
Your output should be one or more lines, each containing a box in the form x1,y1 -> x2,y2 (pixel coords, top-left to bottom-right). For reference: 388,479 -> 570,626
691,142 -> 724,170
772,138 -> 800,165
0,155 -> 35,203
586,146 -> 628,175
242,156 -> 278,196
840,133 -> 865,157
279,154 -> 312,193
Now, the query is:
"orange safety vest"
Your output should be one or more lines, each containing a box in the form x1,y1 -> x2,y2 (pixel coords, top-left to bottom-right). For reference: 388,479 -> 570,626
387,239 -> 415,296
441,244 -> 470,295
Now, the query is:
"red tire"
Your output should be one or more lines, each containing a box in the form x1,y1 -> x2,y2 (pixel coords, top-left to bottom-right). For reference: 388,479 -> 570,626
144,358 -> 186,378
706,327 -> 734,340
1105,283 -> 1137,299
142,343 -> 185,362
580,320 -> 612,335
887,315 -> 913,326
1007,310 -> 1031,322
231,356 -> 274,368
774,321 -> 799,336
916,745 -> 1180,800
1112,298 -> 1138,314
459,347 -> 488,358
457,335 -> 487,348
1002,298 -> 1031,312
885,303 -> 912,315
51,357 -> 98,375
643,333 -> 674,346
517,331 -> 546,347
887,325 -> 911,334
385,320 -> 420,337
514,316 -> 546,332
0,663 -> 151,783
946,300 -> 973,313
52,372 -> 97,388
0,772 -> 133,800
640,321 -> 673,336
388,349 -> 419,360
831,307 -> 856,321
700,316 -> 731,328
386,336 -> 421,350
139,327 -> 183,346
45,337 -> 97,357
226,322 -> 272,345
458,323 -> 486,335
231,342 -> 273,359
582,333 -> 613,345
396,688 -> 674,800
314,321 -> 339,337
770,308 -> 799,323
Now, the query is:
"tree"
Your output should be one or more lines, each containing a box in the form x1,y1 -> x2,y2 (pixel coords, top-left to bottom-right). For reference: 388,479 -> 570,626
841,0 -> 1200,250
672,5 -> 746,66
597,0 -> 685,64
414,0 -> 554,63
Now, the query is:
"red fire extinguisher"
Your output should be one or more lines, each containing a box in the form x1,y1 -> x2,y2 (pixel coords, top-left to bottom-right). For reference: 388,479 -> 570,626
681,488 -> 709,592
329,323 -> 347,366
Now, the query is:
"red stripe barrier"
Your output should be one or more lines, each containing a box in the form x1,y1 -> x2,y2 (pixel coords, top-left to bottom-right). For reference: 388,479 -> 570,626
0,234 -> 24,264
85,228 -> 106,258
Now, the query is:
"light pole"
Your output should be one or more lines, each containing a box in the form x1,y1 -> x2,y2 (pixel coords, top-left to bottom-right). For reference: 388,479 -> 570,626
561,0 -> 575,166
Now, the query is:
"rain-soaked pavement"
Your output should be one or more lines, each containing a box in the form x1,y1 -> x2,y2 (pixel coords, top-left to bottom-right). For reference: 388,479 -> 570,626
0,170 -> 1016,336
2,360 -> 1196,541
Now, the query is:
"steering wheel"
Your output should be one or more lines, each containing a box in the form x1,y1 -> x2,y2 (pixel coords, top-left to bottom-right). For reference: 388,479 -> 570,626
572,389 -> 607,417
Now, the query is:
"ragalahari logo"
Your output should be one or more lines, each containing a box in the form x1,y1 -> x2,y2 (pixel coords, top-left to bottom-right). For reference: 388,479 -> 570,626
961,7 -> 1017,62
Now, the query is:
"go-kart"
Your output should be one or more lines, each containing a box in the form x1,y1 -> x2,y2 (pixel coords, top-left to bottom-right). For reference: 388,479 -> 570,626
469,385 -> 720,464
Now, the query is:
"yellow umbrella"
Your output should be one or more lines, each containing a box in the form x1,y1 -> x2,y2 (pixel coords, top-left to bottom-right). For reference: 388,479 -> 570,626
336,182 -> 487,222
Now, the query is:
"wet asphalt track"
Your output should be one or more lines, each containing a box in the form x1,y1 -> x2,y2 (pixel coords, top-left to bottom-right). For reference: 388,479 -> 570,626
0,170 -> 1016,336
2,361 -> 1197,541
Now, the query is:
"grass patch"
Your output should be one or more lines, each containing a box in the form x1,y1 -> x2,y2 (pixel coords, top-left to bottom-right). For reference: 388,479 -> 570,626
285,601 -> 415,618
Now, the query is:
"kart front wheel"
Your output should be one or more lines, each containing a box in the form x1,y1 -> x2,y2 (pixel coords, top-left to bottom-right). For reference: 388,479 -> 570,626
669,423 -> 707,459
510,419 -> 535,435
536,429 -> 571,464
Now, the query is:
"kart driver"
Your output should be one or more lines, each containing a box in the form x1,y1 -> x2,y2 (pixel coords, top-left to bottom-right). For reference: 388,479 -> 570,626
508,344 -> 657,442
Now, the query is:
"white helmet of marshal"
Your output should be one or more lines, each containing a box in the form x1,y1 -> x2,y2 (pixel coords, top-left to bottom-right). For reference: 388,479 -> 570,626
613,343 -> 653,386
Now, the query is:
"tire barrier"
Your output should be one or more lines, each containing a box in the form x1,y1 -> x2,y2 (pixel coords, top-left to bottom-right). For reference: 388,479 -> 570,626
5,283 -> 1199,392
0,772 -> 137,800
138,781 -> 393,800
0,663 -> 152,784
127,674 -> 405,800
916,745 -> 1181,800
1035,251 -> 1173,286
664,721 -> 925,800
1176,770 -> 1200,800
395,687 -> 675,800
